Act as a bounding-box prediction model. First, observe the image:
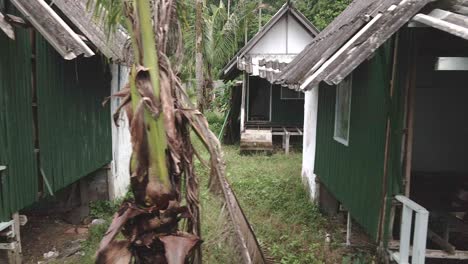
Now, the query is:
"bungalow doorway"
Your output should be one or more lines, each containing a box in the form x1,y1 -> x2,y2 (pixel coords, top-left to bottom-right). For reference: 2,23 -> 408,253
400,28 -> 468,261
247,77 -> 271,122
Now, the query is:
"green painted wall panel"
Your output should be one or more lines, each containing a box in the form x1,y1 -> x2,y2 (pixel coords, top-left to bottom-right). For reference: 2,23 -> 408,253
271,85 -> 304,125
36,35 -> 112,192
315,44 -> 392,240
247,77 -> 304,126
0,19 -> 38,221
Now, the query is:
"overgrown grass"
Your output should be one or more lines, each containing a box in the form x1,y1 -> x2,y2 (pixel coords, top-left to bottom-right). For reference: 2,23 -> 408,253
205,111 -> 225,137
78,200 -> 121,264
222,146 -> 339,263
74,111 -> 374,263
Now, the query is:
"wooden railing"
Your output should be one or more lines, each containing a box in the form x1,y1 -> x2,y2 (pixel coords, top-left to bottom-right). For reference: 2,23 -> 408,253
391,195 -> 429,264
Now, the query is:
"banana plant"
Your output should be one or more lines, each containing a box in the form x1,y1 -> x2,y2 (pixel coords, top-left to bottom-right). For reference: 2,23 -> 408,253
90,0 -> 225,263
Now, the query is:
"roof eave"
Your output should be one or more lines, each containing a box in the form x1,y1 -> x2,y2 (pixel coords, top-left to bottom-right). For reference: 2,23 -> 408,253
11,0 -> 95,60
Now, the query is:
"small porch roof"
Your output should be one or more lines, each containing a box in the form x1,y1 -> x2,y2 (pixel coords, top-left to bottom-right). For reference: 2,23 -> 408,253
276,0 -> 468,90
221,2 -> 319,81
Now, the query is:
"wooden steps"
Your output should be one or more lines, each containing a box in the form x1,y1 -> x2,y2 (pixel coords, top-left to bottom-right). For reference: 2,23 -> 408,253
240,129 -> 273,152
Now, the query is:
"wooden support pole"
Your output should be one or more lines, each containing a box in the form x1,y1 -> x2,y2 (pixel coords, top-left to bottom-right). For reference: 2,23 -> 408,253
240,72 -> 247,134
346,212 -> 352,246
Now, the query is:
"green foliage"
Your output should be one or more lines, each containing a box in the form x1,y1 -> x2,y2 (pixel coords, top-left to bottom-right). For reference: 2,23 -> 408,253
297,0 -> 353,30
181,0 -> 257,81
212,80 -> 235,112
342,253 -> 376,264
205,111 -> 224,136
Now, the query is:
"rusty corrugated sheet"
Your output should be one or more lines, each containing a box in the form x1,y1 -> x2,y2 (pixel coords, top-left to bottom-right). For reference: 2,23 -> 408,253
35,34 -> 112,192
0,12 -> 38,221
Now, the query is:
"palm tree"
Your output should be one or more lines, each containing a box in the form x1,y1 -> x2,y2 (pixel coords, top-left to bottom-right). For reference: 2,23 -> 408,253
195,0 -> 205,112
181,0 -> 257,111
89,0 -> 225,263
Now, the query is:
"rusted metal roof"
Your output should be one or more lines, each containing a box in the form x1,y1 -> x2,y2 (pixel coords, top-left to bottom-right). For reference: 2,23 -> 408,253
277,0 -> 468,90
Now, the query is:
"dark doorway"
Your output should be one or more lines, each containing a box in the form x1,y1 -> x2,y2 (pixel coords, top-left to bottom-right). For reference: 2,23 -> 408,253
248,77 -> 271,122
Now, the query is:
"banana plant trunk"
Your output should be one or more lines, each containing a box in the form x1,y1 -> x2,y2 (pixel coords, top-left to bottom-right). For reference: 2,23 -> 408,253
96,0 -> 205,263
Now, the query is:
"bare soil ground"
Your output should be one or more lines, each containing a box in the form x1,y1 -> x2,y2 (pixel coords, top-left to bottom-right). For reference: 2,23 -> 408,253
21,214 -> 89,264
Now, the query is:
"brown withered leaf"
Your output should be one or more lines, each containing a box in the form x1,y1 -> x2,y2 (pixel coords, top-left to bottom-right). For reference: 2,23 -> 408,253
96,240 -> 132,264
160,234 -> 200,264
97,204 -> 144,255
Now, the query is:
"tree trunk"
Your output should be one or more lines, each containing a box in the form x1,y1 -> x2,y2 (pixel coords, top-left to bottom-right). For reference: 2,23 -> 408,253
195,0 -> 205,113
258,0 -> 262,31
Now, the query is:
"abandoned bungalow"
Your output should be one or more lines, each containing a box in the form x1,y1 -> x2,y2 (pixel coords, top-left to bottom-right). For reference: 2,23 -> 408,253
0,0 -> 132,261
277,0 -> 468,262
221,3 -> 319,153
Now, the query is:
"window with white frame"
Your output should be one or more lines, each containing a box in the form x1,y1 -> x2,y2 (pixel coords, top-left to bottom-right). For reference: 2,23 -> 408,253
334,75 -> 352,146
280,86 -> 305,100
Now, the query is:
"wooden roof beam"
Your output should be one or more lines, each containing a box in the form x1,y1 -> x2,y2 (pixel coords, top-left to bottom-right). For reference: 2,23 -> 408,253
10,0 -> 94,60
412,9 -> 468,40
0,11 -> 14,40
51,0 -> 131,63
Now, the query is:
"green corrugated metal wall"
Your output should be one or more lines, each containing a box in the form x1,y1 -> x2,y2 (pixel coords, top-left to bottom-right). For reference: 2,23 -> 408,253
36,35 -> 112,192
0,3 -> 112,220
0,8 -> 38,221
315,43 -> 393,240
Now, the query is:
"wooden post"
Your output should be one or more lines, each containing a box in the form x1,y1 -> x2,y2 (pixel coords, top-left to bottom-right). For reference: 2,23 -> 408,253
5,213 -> 21,264
285,133 -> 290,155
346,212 -> 352,246
240,72 -> 247,134
404,48 -> 417,197
378,32 -> 400,243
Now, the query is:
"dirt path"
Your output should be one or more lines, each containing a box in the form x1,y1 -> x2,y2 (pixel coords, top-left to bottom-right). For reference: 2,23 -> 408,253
21,214 -> 88,264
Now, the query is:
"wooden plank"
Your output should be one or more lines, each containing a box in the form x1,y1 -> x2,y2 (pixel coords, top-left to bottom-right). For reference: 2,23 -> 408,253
412,211 -> 429,264
0,221 -> 13,232
0,12 -> 14,40
392,248 -> 468,260
437,0 -> 468,16
427,229 -> 456,254
399,205 -> 413,263
413,10 -> 468,41
396,195 -> 429,213
240,73 -> 247,134
240,129 -> 273,151
284,133 -> 290,155
5,14 -> 29,27
52,0 -> 130,62
325,0 -> 433,85
10,0 -> 94,60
